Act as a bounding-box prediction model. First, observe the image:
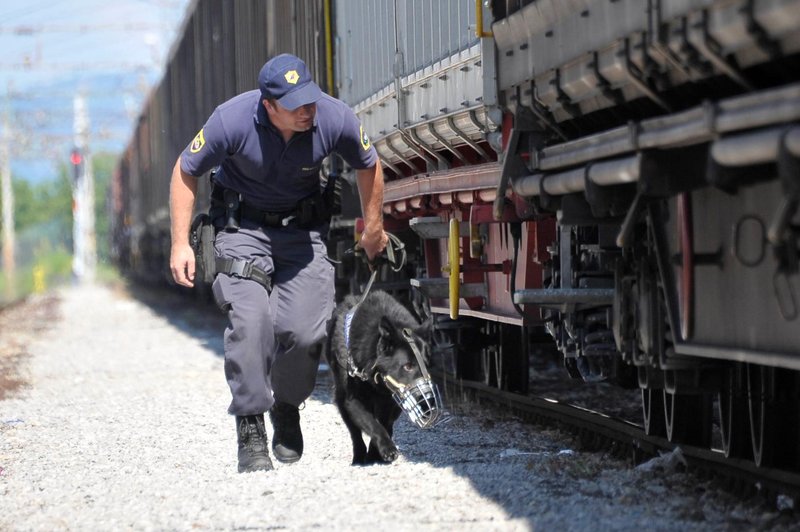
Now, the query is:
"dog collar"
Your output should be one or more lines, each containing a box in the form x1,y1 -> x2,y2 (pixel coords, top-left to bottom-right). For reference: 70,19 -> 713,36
342,307 -> 371,381
339,270 -> 380,381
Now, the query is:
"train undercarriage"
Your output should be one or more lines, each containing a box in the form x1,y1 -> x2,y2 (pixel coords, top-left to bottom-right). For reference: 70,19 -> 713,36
336,80 -> 800,470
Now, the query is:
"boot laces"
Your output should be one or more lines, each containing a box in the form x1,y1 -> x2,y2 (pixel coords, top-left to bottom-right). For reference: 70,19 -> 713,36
239,416 -> 268,453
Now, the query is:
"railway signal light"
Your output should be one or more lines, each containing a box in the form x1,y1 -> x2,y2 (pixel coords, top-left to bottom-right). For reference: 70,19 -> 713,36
70,147 -> 83,183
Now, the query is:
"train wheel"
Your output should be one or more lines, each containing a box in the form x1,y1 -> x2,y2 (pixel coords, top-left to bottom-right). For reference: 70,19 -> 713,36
477,322 -> 530,392
642,388 -> 666,437
498,324 -> 529,394
747,365 -> 800,468
480,323 -> 501,389
481,345 -> 501,388
454,323 -> 483,382
717,365 -> 752,459
748,365 -> 775,467
664,391 -> 712,447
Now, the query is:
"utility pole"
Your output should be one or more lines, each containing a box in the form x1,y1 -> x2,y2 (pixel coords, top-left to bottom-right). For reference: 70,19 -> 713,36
72,93 -> 96,282
1,86 -> 14,300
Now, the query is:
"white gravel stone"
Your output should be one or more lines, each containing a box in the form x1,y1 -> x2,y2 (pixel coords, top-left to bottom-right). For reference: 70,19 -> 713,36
0,283 -> 794,531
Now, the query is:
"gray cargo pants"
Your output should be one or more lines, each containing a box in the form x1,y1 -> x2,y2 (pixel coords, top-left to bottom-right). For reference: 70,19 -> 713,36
211,221 -> 335,416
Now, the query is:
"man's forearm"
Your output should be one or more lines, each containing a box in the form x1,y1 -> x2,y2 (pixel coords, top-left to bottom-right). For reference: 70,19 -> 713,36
356,163 -> 385,232
169,158 -> 198,246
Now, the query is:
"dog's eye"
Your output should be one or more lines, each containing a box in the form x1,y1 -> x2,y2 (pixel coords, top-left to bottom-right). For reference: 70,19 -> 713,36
403,363 -> 415,372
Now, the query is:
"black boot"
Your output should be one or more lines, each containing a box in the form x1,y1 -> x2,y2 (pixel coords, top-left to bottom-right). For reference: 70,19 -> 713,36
269,401 -> 303,463
236,414 -> 273,473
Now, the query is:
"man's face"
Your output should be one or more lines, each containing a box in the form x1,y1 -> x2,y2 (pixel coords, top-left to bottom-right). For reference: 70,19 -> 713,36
264,99 -> 316,133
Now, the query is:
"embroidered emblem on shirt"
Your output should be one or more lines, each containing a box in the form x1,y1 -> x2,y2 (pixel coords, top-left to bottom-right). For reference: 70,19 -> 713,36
189,129 -> 205,153
359,125 -> 371,151
284,70 -> 300,84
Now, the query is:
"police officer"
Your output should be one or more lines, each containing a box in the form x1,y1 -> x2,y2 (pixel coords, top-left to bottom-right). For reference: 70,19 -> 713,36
169,54 -> 388,473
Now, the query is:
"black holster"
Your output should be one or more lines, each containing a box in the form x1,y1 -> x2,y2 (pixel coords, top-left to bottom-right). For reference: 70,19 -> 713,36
189,213 -> 217,284
223,188 -> 241,232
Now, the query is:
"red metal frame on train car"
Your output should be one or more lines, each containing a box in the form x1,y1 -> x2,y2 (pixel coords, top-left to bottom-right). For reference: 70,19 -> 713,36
381,166 -> 555,326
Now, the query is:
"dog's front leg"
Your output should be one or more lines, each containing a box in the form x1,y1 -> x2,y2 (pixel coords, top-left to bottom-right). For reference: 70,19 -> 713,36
343,397 -> 398,463
335,400 -> 368,464
365,401 -> 402,462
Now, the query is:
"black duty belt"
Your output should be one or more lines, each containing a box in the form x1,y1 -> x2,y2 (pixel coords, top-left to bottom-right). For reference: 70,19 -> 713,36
211,185 -> 297,228
239,203 -> 297,228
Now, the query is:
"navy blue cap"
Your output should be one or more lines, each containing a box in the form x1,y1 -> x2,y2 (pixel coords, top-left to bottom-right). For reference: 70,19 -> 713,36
258,54 -> 322,111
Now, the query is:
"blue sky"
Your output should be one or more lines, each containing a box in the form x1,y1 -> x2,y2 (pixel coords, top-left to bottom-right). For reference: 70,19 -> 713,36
0,0 -> 191,183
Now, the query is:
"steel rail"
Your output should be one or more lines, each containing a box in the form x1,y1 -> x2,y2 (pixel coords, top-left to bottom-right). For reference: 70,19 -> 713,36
439,375 -> 800,502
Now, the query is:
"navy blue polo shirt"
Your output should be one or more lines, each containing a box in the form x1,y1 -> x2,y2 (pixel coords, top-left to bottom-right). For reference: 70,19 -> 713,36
181,90 -> 377,211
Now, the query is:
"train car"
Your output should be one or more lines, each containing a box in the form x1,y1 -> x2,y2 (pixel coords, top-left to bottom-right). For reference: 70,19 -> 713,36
113,0 -> 800,471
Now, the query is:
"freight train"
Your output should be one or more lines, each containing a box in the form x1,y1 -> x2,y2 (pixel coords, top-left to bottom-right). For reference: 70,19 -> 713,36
112,0 -> 800,470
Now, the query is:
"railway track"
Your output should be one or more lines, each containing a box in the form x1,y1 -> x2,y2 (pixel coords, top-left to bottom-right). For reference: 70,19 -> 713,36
441,375 -> 800,508
127,280 -> 800,511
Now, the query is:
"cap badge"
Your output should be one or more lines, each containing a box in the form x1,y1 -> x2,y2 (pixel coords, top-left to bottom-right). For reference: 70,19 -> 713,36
284,70 -> 300,84
190,128 -> 205,153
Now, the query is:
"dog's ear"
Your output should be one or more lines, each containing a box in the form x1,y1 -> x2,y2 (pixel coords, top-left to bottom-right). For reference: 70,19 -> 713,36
378,315 -> 399,341
415,316 -> 434,340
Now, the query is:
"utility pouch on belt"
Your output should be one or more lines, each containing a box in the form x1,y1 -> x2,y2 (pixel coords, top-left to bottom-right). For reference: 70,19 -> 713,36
190,213 -> 217,284
296,191 -> 333,229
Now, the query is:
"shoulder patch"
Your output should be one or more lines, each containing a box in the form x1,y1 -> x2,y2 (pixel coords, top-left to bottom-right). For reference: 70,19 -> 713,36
359,125 -> 371,151
189,129 -> 206,153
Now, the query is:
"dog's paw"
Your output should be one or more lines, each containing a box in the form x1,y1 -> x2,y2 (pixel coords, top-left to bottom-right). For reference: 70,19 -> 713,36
381,448 -> 399,462
364,439 -> 398,463
378,441 -> 399,463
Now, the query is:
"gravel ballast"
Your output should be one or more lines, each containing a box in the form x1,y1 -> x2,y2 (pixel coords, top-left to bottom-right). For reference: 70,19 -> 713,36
0,283 -> 795,531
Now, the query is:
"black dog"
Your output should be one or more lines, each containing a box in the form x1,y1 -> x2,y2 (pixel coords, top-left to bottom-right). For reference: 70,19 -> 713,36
326,289 -> 435,464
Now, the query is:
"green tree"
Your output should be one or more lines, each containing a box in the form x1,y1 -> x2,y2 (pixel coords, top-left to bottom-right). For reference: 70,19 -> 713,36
0,169 -> 73,301
0,152 -> 117,301
9,171 -> 73,233
92,152 -> 115,262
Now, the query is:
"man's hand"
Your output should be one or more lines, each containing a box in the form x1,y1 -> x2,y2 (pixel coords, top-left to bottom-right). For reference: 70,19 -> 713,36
170,242 -> 196,287
359,227 -> 388,263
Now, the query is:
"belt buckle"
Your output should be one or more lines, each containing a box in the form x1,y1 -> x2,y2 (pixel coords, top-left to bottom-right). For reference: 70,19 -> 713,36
262,212 -> 280,226
229,259 -> 252,278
